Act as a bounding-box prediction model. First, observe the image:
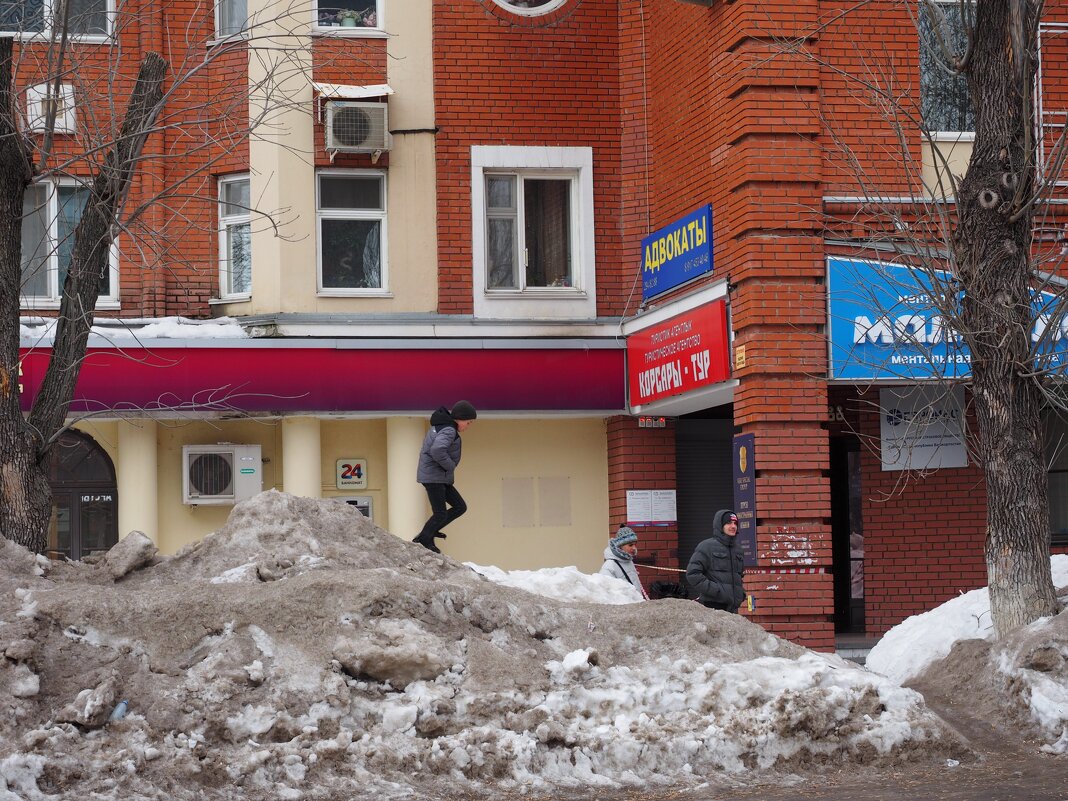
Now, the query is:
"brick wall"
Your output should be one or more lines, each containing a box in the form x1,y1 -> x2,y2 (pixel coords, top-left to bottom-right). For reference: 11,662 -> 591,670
606,415 -> 678,597
856,391 -> 1068,636
432,0 -> 622,315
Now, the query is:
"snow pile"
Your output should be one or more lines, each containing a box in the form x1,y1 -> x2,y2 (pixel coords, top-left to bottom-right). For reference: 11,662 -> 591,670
0,492 -> 964,800
468,563 -> 644,605
868,555 -> 1068,753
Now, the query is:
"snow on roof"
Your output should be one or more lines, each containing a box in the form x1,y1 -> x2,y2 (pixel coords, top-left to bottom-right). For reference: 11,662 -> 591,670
312,82 -> 394,99
19,316 -> 248,344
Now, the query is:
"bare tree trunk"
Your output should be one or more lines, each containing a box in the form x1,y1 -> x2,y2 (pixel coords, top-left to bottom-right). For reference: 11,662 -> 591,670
0,47 -> 168,554
0,37 -> 48,549
958,0 -> 1059,635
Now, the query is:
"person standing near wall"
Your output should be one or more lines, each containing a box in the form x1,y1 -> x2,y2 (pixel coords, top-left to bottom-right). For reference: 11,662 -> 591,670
412,401 -> 477,553
599,524 -> 649,599
686,509 -> 746,613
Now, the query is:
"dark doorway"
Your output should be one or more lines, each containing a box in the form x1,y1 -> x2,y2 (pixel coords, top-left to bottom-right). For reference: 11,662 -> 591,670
45,431 -> 118,561
676,418 -> 735,567
830,435 -> 864,632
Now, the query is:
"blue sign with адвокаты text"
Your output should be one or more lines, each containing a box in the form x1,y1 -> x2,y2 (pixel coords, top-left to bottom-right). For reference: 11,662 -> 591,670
641,205 -> 713,302
827,256 -> 1068,380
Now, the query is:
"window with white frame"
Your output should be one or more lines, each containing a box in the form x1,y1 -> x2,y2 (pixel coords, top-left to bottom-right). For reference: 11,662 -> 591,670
219,175 -> 251,298
486,173 -> 573,290
314,0 -> 380,30
491,0 -> 567,16
317,171 -> 387,293
21,181 -> 118,306
0,0 -> 110,36
919,1 -> 974,134
216,0 -> 247,37
471,146 -> 596,320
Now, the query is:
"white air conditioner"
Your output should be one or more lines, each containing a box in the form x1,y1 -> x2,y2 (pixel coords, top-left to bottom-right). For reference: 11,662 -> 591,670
26,83 -> 77,134
325,101 -> 390,153
182,444 -> 262,505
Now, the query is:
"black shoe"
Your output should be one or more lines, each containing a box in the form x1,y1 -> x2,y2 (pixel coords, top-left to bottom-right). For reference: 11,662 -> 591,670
434,531 -> 447,540
413,535 -> 440,554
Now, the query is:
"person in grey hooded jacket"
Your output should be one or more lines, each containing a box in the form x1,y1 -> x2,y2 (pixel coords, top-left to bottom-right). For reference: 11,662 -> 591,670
412,401 -> 477,552
686,509 -> 746,612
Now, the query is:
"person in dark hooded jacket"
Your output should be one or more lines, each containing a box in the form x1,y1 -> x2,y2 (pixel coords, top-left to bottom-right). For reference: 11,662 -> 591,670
686,509 -> 746,612
412,401 -> 477,552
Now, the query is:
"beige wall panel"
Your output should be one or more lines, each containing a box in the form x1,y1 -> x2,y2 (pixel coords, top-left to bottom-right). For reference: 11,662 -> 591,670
434,418 -> 609,573
155,420 -> 282,554
320,418 -> 389,526
922,138 -> 972,198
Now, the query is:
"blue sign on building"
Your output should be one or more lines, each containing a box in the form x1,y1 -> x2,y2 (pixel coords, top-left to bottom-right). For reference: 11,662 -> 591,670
641,205 -> 713,302
827,256 -> 1068,380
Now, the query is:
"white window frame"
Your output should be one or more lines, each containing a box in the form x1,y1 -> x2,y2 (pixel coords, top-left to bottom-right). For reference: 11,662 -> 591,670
316,169 -> 389,297
214,0 -> 248,39
312,0 -> 386,36
1,0 -> 113,39
490,0 -> 568,17
25,83 -> 76,134
20,179 -> 119,310
471,146 -> 596,320
218,174 -> 251,301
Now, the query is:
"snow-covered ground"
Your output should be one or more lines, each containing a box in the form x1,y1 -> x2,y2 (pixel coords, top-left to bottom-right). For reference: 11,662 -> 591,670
866,554 -> 1068,754
0,491 -> 1062,800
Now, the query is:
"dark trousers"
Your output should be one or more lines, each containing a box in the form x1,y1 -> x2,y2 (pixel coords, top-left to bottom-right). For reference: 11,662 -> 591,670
700,599 -> 739,614
415,483 -> 467,541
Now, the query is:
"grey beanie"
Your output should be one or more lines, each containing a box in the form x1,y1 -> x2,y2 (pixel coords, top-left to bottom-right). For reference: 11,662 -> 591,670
611,526 -> 638,548
451,400 -> 477,421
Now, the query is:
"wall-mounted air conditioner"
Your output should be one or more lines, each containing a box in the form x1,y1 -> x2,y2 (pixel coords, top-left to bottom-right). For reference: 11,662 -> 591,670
325,101 -> 390,153
182,444 -> 262,505
26,83 -> 77,134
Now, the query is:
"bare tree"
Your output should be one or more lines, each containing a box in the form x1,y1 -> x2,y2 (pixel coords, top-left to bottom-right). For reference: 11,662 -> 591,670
808,0 -> 1062,635
0,4 -> 360,552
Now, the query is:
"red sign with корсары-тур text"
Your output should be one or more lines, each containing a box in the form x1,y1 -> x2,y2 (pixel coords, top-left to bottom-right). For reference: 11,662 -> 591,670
626,300 -> 730,406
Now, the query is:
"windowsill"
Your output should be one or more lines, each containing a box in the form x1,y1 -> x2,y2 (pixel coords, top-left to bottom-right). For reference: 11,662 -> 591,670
6,32 -> 111,43
485,288 -> 588,299
207,33 -> 252,47
21,299 -> 120,311
210,294 -> 252,305
311,26 -> 388,38
317,289 -> 393,298
930,131 -> 976,143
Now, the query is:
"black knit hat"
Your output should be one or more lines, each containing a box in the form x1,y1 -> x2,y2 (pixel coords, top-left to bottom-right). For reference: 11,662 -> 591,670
451,400 -> 477,421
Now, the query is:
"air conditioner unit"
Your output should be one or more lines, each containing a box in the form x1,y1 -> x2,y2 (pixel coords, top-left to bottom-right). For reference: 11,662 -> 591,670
325,101 -> 390,153
26,83 -> 77,134
182,444 -> 263,505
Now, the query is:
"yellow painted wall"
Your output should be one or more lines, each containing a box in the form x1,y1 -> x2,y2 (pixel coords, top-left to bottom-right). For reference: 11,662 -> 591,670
155,420 -> 282,554
432,418 -> 609,573
922,137 -> 973,198
105,415 -> 607,573
320,418 -> 389,525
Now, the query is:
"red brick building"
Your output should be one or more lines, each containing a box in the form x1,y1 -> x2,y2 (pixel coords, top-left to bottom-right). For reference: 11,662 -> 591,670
14,0 -> 1068,650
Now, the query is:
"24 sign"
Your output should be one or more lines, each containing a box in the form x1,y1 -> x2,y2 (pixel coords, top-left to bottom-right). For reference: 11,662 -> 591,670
336,458 -> 368,490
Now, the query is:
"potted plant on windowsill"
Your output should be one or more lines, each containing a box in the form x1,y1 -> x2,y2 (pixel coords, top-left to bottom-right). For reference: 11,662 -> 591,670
336,9 -> 362,26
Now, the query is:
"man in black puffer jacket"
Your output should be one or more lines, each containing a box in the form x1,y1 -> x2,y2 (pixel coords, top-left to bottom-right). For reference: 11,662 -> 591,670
686,509 -> 746,613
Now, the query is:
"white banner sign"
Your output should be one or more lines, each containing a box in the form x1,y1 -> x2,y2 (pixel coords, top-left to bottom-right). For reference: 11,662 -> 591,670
879,386 -> 967,471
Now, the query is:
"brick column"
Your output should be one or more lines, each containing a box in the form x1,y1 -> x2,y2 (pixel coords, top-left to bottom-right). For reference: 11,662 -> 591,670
714,0 -> 834,649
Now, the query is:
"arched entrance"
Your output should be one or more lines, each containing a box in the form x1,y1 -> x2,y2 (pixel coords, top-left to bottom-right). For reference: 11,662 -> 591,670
46,431 -> 118,561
